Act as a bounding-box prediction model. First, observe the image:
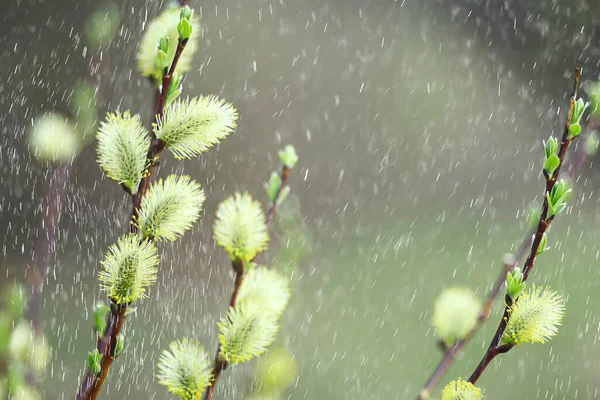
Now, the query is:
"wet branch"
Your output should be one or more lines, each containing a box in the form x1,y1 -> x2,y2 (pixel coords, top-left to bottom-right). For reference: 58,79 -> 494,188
203,164 -> 291,400
467,67 -> 581,385
75,34 -> 189,400
416,235 -> 531,399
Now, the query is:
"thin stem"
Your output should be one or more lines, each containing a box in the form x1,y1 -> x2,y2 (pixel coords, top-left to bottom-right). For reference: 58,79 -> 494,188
75,30 -> 190,400
76,301 -> 127,400
416,235 -> 531,399
466,67 -> 581,385
204,164 -> 291,400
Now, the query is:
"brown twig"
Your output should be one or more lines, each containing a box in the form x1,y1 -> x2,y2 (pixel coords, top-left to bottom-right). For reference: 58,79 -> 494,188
416,235 -> 531,399
203,164 -> 291,400
75,32 -> 190,400
467,67 -> 581,385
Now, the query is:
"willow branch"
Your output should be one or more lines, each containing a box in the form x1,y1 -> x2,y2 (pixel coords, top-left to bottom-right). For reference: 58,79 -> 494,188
416,235 -> 531,399
75,34 -> 190,400
204,164 -> 291,400
467,67 -> 581,385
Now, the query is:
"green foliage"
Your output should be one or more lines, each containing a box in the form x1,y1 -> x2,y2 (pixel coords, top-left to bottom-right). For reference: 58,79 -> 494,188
29,113 -> 81,163
536,232 -> 550,255
501,286 -> 565,346
114,334 -> 124,357
135,175 -> 205,241
238,266 -> 290,316
177,7 -> 193,41
505,267 -> 525,302
157,338 -> 213,400
98,234 -> 159,304
96,111 -> 150,194
214,192 -> 269,263
218,305 -> 278,364
441,379 -> 483,400
545,179 -> 572,218
264,172 -> 282,205
431,287 -> 481,347
278,145 -> 299,169
154,96 -> 238,159
93,303 -> 110,336
568,98 -> 588,139
88,349 -> 102,375
136,5 -> 199,84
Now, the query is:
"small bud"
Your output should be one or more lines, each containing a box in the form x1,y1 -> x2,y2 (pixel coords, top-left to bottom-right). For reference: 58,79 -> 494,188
93,303 -> 110,336
264,171 -> 282,205
278,145 -> 299,169
165,72 -> 182,107
536,232 -> 550,255
88,349 -> 102,375
544,137 -> 558,159
543,154 -> 560,178
506,267 -> 526,301
546,179 -> 572,218
158,36 -> 169,53
155,49 -> 171,73
568,122 -> 582,139
572,98 -> 589,124
114,334 -> 124,357
177,18 -> 192,41
180,6 -> 193,20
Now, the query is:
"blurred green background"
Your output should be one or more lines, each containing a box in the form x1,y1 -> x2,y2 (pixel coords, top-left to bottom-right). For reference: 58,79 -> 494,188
1,0 -> 600,399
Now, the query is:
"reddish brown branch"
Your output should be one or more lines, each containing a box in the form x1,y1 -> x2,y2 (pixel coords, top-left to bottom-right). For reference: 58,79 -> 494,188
204,164 -> 291,400
76,302 -> 127,400
466,67 -> 581,385
416,236 -> 531,399
75,27 -> 190,400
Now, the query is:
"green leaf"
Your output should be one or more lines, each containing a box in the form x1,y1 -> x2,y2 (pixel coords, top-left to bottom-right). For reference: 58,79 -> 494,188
572,98 -> 589,124
180,6 -> 193,20
544,137 -> 558,159
155,49 -> 171,74
114,334 -> 124,357
543,154 -> 560,178
136,175 -> 205,241
568,123 -> 581,139
88,349 -> 102,375
177,18 -> 192,41
536,232 -> 550,255
278,145 -> 299,169
154,96 -> 238,159
158,36 -> 169,53
96,111 -> 150,194
93,303 -> 110,335
264,172 -> 282,204
164,73 -> 182,107
506,267 -> 526,301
